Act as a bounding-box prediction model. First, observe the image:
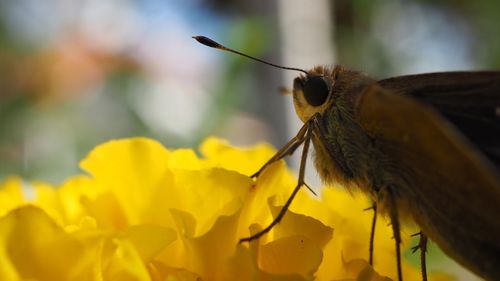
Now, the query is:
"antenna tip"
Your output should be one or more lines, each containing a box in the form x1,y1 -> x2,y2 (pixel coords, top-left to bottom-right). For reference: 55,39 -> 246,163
192,36 -> 221,49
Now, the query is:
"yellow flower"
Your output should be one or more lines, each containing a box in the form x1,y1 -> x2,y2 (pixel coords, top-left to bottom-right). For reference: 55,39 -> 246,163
0,137 -> 449,281
0,176 -> 24,217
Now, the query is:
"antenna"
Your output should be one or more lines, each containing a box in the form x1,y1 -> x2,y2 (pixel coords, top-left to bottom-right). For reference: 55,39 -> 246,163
193,36 -> 309,75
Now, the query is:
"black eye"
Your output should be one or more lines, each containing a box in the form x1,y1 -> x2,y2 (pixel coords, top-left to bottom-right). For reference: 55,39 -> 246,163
303,76 -> 329,106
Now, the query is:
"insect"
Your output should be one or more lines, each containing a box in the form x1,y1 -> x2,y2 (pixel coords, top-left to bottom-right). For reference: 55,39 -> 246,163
193,35 -> 500,281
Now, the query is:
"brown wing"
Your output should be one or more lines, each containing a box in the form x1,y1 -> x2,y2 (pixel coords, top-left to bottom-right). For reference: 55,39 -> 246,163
378,71 -> 500,168
355,84 -> 500,280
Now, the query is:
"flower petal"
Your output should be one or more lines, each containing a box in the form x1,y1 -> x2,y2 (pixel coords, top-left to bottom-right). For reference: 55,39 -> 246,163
0,206 -> 91,281
101,237 -> 151,281
164,208 -> 242,279
125,224 -> 177,263
270,204 -> 333,249
0,176 -> 25,216
171,168 -> 251,235
258,235 -> 322,278
80,138 -> 173,224
200,137 -> 276,176
32,175 -> 93,226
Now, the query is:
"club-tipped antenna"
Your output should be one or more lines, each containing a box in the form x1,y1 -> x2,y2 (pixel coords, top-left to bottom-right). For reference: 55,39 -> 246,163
193,35 -> 308,75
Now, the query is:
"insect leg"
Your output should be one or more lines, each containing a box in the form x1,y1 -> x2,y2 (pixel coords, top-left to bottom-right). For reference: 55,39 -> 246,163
239,120 -> 314,243
251,121 -> 309,178
388,191 -> 403,281
363,203 -> 377,265
420,233 -> 428,281
411,232 -> 428,281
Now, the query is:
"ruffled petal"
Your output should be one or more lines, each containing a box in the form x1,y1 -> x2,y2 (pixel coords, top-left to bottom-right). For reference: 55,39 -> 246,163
0,176 -> 25,216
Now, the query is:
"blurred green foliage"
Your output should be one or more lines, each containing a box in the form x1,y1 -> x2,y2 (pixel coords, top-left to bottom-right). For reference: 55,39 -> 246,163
334,0 -> 500,75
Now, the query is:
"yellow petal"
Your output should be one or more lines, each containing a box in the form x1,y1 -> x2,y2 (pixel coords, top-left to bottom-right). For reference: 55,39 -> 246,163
147,261 -> 202,281
161,208 -> 242,280
258,235 -> 322,278
219,217 -> 324,281
171,168 -> 252,236
168,148 -> 205,170
80,138 -> 173,224
227,244 -> 310,281
0,176 -> 25,217
125,224 -> 177,263
0,206 -> 91,281
101,237 -> 151,281
65,216 -> 98,232
223,244 -> 256,281
269,204 -> 333,249
199,136 -> 276,176
237,161 -> 297,241
81,190 -> 129,229
32,175 -> 93,226
338,258 -> 392,281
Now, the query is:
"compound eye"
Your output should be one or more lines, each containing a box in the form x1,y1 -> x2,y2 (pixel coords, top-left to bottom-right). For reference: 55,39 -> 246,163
303,76 -> 329,106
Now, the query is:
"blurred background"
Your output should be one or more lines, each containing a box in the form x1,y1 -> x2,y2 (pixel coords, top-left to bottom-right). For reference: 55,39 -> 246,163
0,0 -> 498,279
2,0 -> 500,182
